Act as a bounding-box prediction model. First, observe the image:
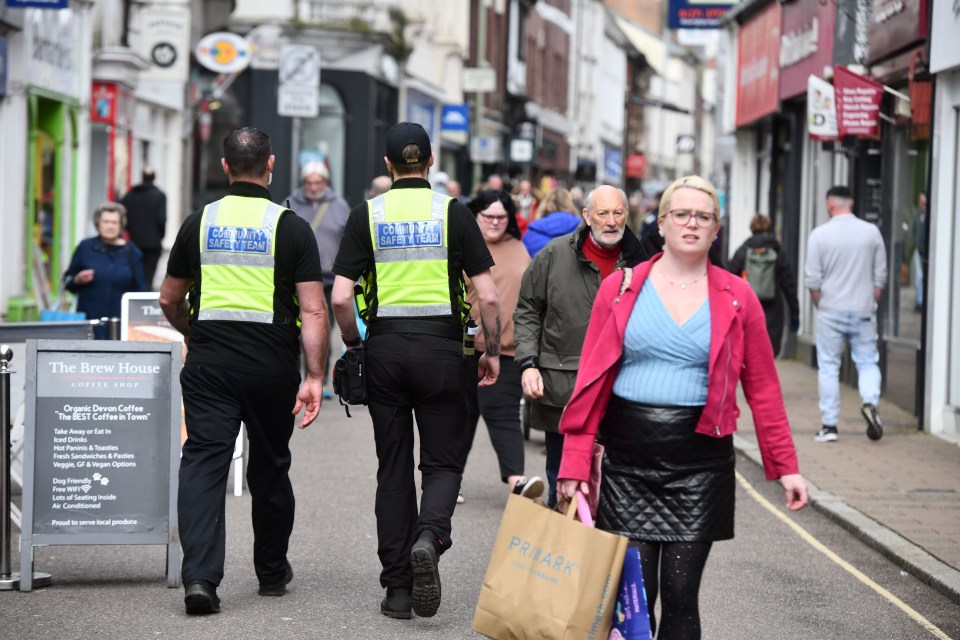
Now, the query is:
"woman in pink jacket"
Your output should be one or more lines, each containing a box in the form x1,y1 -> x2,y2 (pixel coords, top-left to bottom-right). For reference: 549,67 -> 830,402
557,175 -> 808,640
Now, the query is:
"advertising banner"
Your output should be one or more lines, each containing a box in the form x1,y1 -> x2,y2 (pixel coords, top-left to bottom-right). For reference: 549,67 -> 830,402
780,0 -> 835,100
736,2 -> 782,127
667,0 -> 737,30
833,65 -> 883,138
807,75 -> 839,140
866,0 -> 926,65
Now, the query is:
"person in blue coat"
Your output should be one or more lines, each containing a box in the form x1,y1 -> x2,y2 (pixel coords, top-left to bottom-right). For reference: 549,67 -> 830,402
521,188 -> 582,257
65,202 -> 148,338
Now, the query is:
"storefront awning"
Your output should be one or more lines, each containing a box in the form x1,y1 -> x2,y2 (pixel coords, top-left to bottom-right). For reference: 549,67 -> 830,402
612,14 -> 664,76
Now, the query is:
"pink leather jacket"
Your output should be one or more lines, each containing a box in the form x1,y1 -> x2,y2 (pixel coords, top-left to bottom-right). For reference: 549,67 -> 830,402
558,254 -> 800,482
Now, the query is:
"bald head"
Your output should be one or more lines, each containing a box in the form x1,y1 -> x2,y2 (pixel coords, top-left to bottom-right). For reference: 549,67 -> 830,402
370,175 -> 393,198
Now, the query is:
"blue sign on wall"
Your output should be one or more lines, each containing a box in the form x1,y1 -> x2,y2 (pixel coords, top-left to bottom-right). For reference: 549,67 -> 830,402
604,146 -> 622,182
5,0 -> 69,8
440,104 -> 470,132
667,0 -> 735,30
0,37 -> 7,98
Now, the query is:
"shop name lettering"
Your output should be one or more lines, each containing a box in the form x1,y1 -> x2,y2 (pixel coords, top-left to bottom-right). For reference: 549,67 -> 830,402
206,226 -> 269,253
47,361 -> 160,374
377,221 -> 442,248
507,536 -> 581,577
781,18 -> 818,68
32,23 -> 72,70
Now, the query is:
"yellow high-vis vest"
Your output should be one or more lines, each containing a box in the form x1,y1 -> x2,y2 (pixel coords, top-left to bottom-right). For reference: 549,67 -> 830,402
198,196 -> 286,323
361,188 -> 455,319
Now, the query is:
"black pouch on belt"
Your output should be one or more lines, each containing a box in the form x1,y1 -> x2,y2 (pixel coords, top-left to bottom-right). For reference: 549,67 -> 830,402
332,347 -> 368,416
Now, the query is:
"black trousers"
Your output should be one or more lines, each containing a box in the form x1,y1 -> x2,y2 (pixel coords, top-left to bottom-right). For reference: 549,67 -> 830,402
178,362 -> 299,587
460,354 -> 525,482
366,332 -> 467,589
141,248 -> 162,290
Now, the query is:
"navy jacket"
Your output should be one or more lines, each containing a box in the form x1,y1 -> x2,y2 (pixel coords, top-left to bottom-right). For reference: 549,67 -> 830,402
65,237 -> 147,337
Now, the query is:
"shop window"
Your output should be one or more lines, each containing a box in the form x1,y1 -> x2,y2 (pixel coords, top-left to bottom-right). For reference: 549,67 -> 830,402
33,130 -> 57,298
298,84 -> 347,197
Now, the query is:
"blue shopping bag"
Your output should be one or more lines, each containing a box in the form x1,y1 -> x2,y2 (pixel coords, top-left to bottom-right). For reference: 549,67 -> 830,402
609,546 -> 653,640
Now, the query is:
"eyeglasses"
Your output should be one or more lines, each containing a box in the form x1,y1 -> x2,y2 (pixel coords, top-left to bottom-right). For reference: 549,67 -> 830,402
478,212 -> 509,224
667,209 -> 717,226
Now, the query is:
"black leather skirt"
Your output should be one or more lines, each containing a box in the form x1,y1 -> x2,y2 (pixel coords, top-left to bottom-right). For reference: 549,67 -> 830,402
596,396 -> 735,542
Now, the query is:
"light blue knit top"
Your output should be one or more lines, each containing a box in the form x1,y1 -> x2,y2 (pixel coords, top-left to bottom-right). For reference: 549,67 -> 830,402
612,282 -> 711,406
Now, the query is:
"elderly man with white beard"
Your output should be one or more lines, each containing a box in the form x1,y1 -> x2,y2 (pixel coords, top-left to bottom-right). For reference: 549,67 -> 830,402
514,184 -> 650,506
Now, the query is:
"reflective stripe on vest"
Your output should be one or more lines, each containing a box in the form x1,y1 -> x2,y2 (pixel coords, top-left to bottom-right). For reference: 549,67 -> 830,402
366,190 -> 453,319
198,197 -> 285,323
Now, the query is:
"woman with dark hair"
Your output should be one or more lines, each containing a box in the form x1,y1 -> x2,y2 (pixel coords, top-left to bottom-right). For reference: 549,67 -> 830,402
458,190 -> 544,503
727,214 -> 800,357
65,202 -> 148,338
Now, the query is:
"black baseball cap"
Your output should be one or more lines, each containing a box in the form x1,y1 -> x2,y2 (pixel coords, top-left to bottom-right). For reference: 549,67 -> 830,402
385,122 -> 432,165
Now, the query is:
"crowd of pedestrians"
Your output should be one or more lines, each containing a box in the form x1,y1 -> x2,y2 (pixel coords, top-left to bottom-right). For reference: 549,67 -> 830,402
56,118 -> 891,640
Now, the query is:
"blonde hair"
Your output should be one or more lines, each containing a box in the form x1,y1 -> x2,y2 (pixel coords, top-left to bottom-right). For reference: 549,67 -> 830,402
537,188 -> 575,215
658,175 -> 721,225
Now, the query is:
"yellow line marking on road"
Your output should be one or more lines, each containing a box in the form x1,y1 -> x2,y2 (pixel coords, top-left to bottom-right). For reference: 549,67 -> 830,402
735,470 -> 954,640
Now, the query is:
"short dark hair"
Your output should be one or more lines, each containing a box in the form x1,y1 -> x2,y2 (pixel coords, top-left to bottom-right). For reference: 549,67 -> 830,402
223,127 -> 271,177
142,167 -> 156,184
826,185 -> 853,200
750,214 -> 771,234
392,144 -> 429,177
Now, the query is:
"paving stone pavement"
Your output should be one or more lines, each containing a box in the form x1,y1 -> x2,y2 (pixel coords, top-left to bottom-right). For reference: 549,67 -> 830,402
733,357 -> 960,604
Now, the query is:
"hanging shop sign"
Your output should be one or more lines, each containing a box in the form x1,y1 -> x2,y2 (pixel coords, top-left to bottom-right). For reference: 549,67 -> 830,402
440,104 -> 470,132
736,2 -> 782,127
780,0 -> 835,100
667,0 -> 737,30
604,145 -> 623,181
833,65 -> 883,138
625,152 -> 648,179
195,31 -> 252,75
90,82 -> 133,128
137,7 -> 190,83
807,75 -> 839,141
6,0 -> 68,7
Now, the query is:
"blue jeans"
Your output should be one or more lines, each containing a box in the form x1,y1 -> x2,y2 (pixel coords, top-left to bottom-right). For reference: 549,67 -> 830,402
815,309 -> 881,427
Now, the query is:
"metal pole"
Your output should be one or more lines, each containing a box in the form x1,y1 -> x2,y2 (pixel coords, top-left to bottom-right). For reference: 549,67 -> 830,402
0,346 -> 51,591
1,345 -> 13,582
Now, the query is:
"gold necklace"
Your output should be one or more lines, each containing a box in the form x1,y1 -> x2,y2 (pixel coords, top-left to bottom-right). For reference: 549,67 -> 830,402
659,264 -> 707,290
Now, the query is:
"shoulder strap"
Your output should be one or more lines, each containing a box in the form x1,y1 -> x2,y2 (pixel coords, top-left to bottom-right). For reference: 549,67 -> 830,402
311,201 -> 332,233
619,267 -> 633,295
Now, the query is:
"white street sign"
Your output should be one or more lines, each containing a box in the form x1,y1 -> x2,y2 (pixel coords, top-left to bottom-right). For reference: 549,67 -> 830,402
463,67 -> 496,93
279,44 -> 320,87
278,84 -> 319,118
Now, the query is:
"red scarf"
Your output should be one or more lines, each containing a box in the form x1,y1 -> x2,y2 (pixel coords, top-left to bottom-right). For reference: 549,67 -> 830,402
581,234 -> 620,279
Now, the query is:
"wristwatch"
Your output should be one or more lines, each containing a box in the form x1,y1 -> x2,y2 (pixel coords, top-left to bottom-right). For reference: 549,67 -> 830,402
517,356 -> 539,372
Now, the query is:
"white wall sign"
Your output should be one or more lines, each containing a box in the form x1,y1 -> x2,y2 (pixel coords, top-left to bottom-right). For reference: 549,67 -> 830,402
137,7 -> 190,83
930,0 -> 960,73
279,45 -> 320,86
25,7 -> 81,100
463,67 -> 496,93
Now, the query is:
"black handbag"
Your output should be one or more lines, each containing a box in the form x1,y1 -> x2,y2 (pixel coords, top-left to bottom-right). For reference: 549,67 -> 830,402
332,347 -> 367,416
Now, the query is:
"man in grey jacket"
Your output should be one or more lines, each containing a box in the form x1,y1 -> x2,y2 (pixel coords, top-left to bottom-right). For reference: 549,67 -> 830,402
805,185 -> 887,443
285,161 -> 350,396
514,185 -> 648,506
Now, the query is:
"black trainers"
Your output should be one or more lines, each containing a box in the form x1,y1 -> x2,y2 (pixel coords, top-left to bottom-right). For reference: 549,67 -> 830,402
861,403 -> 883,441
814,426 -> 838,443
410,533 -> 442,618
184,581 -> 220,615
380,587 -> 413,619
258,564 -> 294,596
512,475 -> 545,500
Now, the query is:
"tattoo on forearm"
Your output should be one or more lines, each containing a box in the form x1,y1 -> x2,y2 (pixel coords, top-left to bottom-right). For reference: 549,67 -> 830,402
483,316 -> 502,357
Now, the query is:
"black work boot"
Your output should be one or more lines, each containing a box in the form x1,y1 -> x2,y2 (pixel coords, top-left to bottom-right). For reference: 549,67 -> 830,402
410,532 -> 442,618
184,581 -> 220,615
380,587 -> 413,619
258,564 -> 294,596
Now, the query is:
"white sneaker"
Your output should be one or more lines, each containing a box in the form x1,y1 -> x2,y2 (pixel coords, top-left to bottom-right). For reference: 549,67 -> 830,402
512,476 -> 545,499
814,427 -> 838,443
456,493 -> 465,504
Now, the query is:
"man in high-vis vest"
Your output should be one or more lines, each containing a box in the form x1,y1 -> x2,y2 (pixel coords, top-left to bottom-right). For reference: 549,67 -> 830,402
331,122 -> 501,620
159,127 -> 328,615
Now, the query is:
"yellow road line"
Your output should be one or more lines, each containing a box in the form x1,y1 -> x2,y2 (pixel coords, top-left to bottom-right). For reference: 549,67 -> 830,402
735,470 -> 954,640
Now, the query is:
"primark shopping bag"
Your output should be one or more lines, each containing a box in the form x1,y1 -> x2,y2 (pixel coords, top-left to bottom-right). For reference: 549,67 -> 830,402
609,547 -> 653,640
473,493 -> 628,640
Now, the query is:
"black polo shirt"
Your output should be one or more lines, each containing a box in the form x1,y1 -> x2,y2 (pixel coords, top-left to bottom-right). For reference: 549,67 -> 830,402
333,177 -> 493,330
166,182 -> 323,374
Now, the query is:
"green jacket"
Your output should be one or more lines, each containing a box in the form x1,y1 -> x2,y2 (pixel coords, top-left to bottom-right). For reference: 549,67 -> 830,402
514,225 -> 647,429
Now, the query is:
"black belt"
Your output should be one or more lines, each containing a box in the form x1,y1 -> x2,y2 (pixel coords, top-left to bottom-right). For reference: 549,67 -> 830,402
367,318 -> 462,342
